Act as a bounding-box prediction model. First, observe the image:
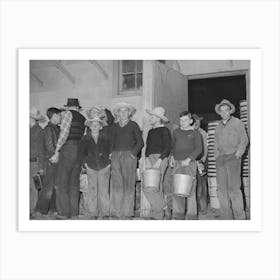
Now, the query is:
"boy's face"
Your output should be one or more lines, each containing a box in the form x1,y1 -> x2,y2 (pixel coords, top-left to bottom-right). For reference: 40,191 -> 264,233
90,121 -> 102,134
52,113 -> 61,125
219,105 -> 231,121
180,115 -> 192,129
118,107 -> 130,122
149,114 -> 160,126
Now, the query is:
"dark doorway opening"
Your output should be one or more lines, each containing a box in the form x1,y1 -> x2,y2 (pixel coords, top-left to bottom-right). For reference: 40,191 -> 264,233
188,74 -> 247,129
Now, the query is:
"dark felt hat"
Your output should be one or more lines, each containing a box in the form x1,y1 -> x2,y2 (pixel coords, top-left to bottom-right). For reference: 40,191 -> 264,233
64,98 -> 82,109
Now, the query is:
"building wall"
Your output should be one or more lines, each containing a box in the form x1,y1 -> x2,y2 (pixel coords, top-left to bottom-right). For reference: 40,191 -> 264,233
177,60 -> 250,76
30,60 -> 144,128
153,61 -> 188,130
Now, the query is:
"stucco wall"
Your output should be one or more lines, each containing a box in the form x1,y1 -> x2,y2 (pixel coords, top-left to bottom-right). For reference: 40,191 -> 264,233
30,60 -> 145,128
177,60 -> 250,76
153,61 -> 188,129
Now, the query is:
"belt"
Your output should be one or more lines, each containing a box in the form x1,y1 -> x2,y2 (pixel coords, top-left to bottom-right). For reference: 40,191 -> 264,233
30,157 -> 38,162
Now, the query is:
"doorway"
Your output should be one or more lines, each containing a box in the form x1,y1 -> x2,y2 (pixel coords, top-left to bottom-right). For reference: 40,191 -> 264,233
188,73 -> 247,129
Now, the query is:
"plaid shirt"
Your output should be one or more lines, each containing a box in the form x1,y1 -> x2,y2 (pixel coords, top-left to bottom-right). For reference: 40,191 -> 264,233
56,110 -> 72,152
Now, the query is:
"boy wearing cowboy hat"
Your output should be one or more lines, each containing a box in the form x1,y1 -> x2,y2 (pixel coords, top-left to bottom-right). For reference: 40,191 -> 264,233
30,107 -> 46,215
214,99 -> 249,220
86,105 -> 115,128
110,102 -> 144,219
50,98 -> 86,218
144,107 -> 172,219
77,115 -> 112,219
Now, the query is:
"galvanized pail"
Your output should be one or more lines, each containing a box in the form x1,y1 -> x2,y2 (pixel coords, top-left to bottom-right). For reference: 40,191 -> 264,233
143,168 -> 161,192
173,174 -> 193,197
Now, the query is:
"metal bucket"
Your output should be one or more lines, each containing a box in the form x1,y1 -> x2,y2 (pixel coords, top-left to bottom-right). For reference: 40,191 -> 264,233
173,173 -> 193,197
143,168 -> 161,192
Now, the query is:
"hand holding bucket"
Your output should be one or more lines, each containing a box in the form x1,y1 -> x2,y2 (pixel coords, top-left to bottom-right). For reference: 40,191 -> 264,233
173,160 -> 195,197
143,168 -> 161,193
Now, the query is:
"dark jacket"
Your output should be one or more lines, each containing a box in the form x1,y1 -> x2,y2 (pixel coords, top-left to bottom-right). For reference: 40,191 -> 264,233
77,126 -> 112,171
30,123 -> 45,169
43,122 -> 60,159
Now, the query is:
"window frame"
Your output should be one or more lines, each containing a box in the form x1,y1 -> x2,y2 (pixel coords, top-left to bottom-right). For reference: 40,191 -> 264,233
112,60 -> 143,97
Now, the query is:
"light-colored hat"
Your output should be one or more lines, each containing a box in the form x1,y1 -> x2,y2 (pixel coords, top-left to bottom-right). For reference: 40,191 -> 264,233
86,105 -> 106,118
86,105 -> 108,126
84,116 -> 103,127
215,99 -> 236,115
30,107 -> 45,121
146,107 -> 169,123
112,102 -> 136,117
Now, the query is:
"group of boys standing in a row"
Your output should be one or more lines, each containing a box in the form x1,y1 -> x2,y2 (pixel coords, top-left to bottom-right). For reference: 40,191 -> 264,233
30,97 -> 249,220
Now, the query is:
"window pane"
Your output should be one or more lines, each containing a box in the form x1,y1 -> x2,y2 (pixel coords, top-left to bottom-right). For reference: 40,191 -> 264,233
136,60 -> 143,72
122,74 -> 136,90
122,60 -> 136,73
136,73 -> 142,89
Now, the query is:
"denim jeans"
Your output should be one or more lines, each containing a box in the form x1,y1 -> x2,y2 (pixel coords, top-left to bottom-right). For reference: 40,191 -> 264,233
172,160 -> 197,219
55,142 -> 81,217
196,172 -> 208,213
143,154 -> 168,219
216,154 -> 246,220
35,161 -> 57,214
83,164 -> 111,217
110,151 -> 137,218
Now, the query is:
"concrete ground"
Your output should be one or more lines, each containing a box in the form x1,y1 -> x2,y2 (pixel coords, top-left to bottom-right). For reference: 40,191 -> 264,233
30,207 -> 234,220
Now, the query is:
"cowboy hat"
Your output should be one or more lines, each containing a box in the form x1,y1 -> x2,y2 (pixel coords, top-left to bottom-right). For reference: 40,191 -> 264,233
86,105 -> 106,119
215,99 -> 236,115
146,107 -> 169,123
30,107 -> 45,122
84,115 -> 104,127
86,105 -> 108,126
64,98 -> 82,109
112,102 -> 136,117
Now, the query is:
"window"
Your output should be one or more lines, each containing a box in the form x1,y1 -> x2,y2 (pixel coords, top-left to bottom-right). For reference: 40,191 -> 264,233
113,60 -> 143,96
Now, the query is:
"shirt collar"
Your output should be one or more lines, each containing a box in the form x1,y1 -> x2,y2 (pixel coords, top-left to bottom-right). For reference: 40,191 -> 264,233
221,116 -> 232,126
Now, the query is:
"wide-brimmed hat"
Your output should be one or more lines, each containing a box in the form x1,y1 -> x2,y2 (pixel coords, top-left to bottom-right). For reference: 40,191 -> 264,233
86,105 -> 106,118
84,116 -> 103,127
86,105 -> 108,126
146,107 -> 169,123
192,114 -> 203,122
30,107 -> 45,122
64,98 -> 82,109
215,99 -> 236,115
112,102 -> 136,117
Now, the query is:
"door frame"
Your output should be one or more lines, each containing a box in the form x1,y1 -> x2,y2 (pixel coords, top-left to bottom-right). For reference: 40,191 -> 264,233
186,69 -> 250,134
